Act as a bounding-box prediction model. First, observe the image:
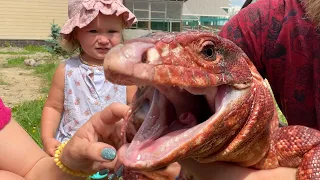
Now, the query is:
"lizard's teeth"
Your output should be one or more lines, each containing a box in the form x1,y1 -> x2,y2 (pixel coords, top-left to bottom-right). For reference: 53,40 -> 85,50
184,87 -> 206,95
147,47 -> 162,65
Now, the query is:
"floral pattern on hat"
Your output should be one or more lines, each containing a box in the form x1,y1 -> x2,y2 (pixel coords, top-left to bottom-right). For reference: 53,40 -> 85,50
61,0 -> 137,35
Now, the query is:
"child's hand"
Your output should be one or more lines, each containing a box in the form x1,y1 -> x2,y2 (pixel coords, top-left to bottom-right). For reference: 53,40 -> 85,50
43,138 -> 61,156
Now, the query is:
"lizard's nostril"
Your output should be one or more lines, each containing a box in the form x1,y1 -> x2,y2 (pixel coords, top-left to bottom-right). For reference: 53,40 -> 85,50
141,51 -> 147,63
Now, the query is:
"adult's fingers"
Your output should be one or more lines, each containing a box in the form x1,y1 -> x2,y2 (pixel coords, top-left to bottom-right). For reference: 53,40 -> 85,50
82,141 -> 121,172
99,103 -> 130,125
61,139 -> 119,172
82,142 -> 117,163
62,103 -> 130,172
91,103 -> 130,138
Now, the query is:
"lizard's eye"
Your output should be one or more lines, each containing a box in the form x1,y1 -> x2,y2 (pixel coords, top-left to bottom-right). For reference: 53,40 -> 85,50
201,42 -> 216,60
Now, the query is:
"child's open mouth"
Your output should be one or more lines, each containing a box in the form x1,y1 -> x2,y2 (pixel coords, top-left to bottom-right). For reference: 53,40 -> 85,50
95,48 -> 110,53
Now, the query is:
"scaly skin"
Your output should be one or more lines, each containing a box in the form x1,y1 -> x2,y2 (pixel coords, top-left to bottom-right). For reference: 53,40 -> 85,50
104,31 -> 320,180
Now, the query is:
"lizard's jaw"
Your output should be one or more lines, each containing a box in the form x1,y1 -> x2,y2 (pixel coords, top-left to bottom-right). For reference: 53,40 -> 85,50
120,84 -> 249,170
104,39 -> 253,170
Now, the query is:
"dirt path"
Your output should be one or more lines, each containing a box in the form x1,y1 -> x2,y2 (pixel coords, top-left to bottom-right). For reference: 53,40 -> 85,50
0,53 -> 48,107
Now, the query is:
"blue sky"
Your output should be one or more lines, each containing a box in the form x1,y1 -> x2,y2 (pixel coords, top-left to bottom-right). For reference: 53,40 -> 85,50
230,0 -> 246,6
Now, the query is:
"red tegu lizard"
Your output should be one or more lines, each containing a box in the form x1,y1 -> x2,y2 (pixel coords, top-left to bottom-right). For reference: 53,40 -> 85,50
104,31 -> 320,180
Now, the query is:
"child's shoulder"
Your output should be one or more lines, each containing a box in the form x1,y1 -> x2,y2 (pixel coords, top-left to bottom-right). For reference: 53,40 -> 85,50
64,56 -> 80,63
54,56 -> 80,73
64,56 -> 81,66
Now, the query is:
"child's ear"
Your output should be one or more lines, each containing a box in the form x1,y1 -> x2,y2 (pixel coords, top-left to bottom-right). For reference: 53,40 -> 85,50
72,28 -> 79,40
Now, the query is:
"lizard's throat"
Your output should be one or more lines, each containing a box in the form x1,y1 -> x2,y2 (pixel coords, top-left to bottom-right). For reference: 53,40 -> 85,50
121,85 -> 245,170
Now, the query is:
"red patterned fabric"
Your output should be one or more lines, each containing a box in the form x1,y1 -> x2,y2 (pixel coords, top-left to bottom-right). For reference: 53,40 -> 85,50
0,98 -> 11,130
219,0 -> 320,129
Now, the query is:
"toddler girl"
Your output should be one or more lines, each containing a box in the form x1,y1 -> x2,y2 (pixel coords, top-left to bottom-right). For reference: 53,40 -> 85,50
40,0 -> 137,157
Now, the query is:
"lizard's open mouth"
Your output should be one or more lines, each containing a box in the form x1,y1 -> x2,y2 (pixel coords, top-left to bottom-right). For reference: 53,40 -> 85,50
104,38 -> 253,170
121,84 -> 248,169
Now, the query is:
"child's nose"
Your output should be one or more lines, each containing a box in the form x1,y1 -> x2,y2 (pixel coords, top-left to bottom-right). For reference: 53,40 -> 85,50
98,35 -> 110,44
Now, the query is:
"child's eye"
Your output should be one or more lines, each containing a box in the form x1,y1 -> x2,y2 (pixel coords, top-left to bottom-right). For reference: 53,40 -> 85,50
88,30 -> 98,33
108,30 -> 118,33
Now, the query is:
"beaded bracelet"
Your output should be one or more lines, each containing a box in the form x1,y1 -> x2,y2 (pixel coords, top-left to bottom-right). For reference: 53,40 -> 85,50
54,140 -> 93,177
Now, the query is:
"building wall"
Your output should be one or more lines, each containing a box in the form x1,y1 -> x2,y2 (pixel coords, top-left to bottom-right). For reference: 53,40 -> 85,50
182,0 -> 230,17
181,0 -> 231,31
0,0 -> 68,40
124,0 -> 184,31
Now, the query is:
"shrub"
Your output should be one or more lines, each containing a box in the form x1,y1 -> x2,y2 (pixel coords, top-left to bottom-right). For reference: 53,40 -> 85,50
45,21 -> 68,56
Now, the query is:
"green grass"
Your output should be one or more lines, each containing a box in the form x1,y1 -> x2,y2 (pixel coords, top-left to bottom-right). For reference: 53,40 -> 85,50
0,51 -> 34,55
0,73 -> 9,85
2,55 -> 58,93
2,56 -> 29,68
2,55 -> 58,92
11,98 -> 46,147
4,55 -> 59,146
0,45 -> 48,55
264,79 -> 288,125
34,63 -> 58,93
24,45 -> 48,53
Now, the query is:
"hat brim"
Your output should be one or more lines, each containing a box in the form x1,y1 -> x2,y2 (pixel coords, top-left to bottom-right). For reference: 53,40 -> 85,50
60,2 -> 137,35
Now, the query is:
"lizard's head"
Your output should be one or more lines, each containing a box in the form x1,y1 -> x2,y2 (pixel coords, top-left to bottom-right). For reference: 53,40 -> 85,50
104,31 -> 257,170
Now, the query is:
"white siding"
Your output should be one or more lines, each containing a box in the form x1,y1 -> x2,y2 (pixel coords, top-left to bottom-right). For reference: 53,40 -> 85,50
0,0 -> 68,40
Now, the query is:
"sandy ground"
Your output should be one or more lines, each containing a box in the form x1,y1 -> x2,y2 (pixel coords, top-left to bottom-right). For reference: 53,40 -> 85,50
0,29 -> 149,107
0,52 -> 48,107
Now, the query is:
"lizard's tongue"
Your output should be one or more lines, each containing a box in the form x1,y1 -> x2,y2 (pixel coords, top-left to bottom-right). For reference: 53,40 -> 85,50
124,89 -> 197,163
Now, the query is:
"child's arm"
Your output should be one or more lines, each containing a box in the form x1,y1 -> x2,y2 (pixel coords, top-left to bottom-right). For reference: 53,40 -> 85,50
126,85 -> 137,105
41,64 -> 66,156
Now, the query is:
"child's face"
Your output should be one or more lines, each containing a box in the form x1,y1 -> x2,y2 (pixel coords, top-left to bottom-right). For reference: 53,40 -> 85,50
74,13 -> 123,61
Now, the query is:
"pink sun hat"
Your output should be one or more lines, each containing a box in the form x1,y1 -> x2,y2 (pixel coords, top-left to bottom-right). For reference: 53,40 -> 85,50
60,0 -> 137,35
